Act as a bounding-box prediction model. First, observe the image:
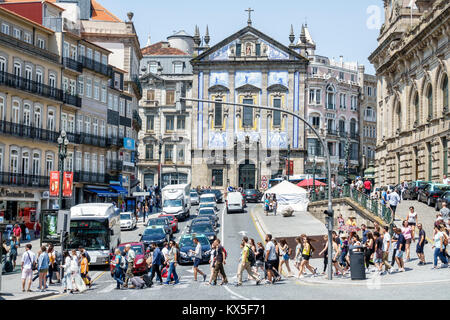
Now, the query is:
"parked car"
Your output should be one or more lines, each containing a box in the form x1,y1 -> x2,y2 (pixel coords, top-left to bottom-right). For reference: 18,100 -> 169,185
146,217 -> 172,238
242,189 -> 262,203
435,191 -> 450,211
158,214 -> 179,233
403,180 -> 431,200
188,221 -> 218,243
190,191 -> 200,205
197,207 -> 218,227
109,242 -> 147,275
209,189 -> 223,203
226,192 -> 245,214
120,212 -> 137,230
139,226 -> 169,249
418,183 -> 450,207
178,234 -> 211,265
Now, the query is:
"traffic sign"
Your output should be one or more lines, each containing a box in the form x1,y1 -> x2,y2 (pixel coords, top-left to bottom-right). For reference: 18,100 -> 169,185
261,181 -> 268,189
261,176 -> 267,182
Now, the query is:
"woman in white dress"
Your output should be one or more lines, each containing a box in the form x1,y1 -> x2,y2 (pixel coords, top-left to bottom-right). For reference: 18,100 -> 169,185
60,251 -> 73,293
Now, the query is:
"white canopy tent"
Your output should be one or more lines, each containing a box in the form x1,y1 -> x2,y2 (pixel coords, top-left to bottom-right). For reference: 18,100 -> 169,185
264,181 -> 309,212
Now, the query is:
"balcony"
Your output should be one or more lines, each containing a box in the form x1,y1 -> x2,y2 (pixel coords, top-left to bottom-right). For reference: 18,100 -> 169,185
122,164 -> 135,173
63,93 -> 82,108
106,160 -> 123,172
106,136 -> 124,148
0,172 -> 49,188
74,171 -> 108,184
0,32 -> 59,63
326,129 -> 339,137
339,131 -> 347,138
350,132 -> 360,140
0,121 -> 58,143
70,132 -> 107,148
80,56 -> 112,77
0,71 -> 63,102
63,57 -> 82,73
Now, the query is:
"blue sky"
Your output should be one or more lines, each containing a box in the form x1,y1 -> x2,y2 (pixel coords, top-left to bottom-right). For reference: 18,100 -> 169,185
100,0 -> 384,74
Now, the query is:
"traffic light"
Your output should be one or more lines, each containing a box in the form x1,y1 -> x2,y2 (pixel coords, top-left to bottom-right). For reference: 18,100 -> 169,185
175,82 -> 186,112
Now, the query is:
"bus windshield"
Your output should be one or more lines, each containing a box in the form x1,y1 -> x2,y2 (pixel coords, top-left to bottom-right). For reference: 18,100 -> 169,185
68,220 -> 109,250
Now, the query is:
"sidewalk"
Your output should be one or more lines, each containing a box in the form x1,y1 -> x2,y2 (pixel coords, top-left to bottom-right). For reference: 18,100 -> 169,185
250,203 -> 450,287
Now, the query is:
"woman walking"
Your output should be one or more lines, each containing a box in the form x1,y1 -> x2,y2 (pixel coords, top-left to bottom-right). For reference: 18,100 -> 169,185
9,235 -> 19,269
319,235 -> 329,275
278,239 -> 293,277
60,251 -> 73,293
432,225 -> 449,269
47,244 -> 60,285
401,220 -> 413,261
297,237 -> 317,278
406,206 -> 418,242
364,232 -> 375,271
294,237 -> 304,275
208,241 -> 217,284
37,246 -> 49,292
112,248 -> 125,289
264,194 -> 270,216
255,242 -> 265,275
80,252 -> 92,288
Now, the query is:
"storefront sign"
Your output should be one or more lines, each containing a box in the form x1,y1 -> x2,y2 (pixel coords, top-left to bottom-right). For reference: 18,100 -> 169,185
0,188 -> 35,199
49,171 -> 60,197
123,138 -> 135,151
63,172 -> 74,198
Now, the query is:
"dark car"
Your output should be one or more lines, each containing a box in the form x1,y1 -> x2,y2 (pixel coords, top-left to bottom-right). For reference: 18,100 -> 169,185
197,207 -> 218,227
209,189 -> 223,203
109,242 -> 148,275
191,217 -> 214,228
243,189 -> 263,203
435,191 -> 450,211
188,222 -> 217,243
418,183 -> 450,207
403,181 -> 431,200
178,234 -> 211,265
139,226 -> 169,249
146,217 -> 172,237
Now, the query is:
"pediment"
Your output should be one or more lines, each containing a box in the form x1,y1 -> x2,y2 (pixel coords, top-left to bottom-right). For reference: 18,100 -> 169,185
208,84 -> 230,93
267,83 -> 289,92
235,83 -> 261,92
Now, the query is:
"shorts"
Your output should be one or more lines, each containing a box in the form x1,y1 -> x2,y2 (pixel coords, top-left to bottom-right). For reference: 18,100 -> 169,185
193,258 -> 201,268
39,268 -> 48,274
374,258 -> 382,264
283,253 -> 290,261
21,268 -> 33,280
255,260 -> 264,268
408,222 -> 416,226
395,251 -> 404,259
416,244 -> 424,254
302,254 -> 311,261
265,260 -> 277,270
405,238 -> 412,244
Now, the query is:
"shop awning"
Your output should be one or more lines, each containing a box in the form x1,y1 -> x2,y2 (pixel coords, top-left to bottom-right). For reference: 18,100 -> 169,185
85,188 -> 118,198
110,185 -> 128,195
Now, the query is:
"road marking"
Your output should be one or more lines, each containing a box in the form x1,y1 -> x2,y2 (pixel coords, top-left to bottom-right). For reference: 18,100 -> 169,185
249,207 -> 266,244
238,231 -> 247,237
295,277 -> 450,287
99,283 -> 116,293
223,285 -> 250,300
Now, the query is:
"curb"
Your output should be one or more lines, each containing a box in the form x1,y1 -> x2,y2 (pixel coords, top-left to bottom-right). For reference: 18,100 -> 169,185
249,206 -> 269,243
0,291 -> 58,301
296,276 -> 450,287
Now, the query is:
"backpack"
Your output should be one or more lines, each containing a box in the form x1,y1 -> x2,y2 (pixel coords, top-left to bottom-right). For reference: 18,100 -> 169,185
120,255 -> 127,269
247,246 -> 256,266
85,251 -> 91,264
443,233 -> 449,247
222,247 -> 228,260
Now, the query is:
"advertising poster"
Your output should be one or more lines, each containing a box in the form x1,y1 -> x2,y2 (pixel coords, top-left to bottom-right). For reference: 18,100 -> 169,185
49,171 -> 60,197
42,211 -> 59,243
63,171 -> 74,197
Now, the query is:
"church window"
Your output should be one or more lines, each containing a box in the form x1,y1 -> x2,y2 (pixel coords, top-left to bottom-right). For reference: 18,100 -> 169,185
256,43 -> 261,56
272,98 -> 281,127
442,74 -> 448,112
236,44 -> 241,57
242,98 -> 253,127
427,85 -> 433,119
214,98 -> 223,127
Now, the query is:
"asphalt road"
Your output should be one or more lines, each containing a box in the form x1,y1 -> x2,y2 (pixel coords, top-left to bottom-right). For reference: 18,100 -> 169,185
45,201 -> 450,301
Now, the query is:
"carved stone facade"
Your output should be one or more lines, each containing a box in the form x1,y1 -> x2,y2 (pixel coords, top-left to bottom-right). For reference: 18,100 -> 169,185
369,0 -> 449,186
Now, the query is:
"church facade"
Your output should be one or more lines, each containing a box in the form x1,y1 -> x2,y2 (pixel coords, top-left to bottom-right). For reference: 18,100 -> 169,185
190,22 -> 309,190
369,0 -> 449,186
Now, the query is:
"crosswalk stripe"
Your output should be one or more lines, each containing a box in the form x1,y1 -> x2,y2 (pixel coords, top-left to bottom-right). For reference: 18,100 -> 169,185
98,284 -> 115,293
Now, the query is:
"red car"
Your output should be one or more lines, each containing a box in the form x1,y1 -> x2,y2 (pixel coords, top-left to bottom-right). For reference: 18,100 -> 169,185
109,242 -> 148,275
158,214 -> 179,233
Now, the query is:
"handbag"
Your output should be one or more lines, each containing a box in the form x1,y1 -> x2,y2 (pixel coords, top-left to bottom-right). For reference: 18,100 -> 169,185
27,252 -> 37,271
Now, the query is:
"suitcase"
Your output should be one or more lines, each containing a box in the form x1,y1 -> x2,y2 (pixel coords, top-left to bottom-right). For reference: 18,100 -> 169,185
143,274 -> 152,288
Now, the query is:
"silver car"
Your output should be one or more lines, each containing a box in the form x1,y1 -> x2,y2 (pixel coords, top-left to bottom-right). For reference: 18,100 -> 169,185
190,191 -> 200,205
120,212 -> 137,230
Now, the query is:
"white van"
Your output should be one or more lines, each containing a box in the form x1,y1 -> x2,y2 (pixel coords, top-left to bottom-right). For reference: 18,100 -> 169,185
161,184 -> 191,220
226,192 -> 245,214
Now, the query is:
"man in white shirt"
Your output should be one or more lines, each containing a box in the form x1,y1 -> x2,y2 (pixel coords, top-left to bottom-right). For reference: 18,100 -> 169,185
388,189 -> 401,221
443,175 -> 449,185
381,226 -> 392,273
21,244 -> 36,292
189,238 -> 207,282
264,234 -> 278,284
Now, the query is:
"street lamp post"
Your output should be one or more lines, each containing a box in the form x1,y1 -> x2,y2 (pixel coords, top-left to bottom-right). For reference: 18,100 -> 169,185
180,97 -> 335,280
158,137 -> 163,189
57,130 -> 69,282
312,156 -> 317,200
287,143 -> 291,182
345,136 -> 350,185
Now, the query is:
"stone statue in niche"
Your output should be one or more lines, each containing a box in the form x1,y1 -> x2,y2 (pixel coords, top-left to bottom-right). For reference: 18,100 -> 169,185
246,44 -> 252,56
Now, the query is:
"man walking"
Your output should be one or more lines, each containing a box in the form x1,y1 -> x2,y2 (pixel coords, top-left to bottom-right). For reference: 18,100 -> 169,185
236,237 -> 261,287
440,202 -> 450,222
381,226 -> 392,273
416,223 -> 426,265
123,244 -> 135,288
363,178 -> 372,196
395,227 -> 406,272
149,243 -> 163,285
210,239 -> 228,285
21,244 -> 36,292
189,238 -> 207,282
265,234 -> 278,284
388,189 -> 401,221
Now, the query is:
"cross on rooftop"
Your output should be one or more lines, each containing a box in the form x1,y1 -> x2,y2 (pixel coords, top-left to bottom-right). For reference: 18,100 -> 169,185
246,8 -> 254,26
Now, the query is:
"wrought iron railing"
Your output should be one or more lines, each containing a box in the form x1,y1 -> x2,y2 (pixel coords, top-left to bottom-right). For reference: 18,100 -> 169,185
310,185 -> 392,224
0,121 -> 59,143
63,57 -> 83,73
0,172 -> 49,188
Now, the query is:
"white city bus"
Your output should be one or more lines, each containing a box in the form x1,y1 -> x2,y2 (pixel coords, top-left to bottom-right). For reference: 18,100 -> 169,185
68,203 -> 120,266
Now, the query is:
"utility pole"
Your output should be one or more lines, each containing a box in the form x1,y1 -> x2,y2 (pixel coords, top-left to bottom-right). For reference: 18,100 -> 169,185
179,96 -> 335,280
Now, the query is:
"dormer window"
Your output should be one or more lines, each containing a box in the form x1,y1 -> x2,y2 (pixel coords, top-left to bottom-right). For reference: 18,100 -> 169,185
148,61 -> 158,74
173,62 -> 183,74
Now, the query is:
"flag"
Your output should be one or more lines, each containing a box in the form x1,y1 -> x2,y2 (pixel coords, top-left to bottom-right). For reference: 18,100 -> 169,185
49,171 -> 60,197
62,172 -> 73,197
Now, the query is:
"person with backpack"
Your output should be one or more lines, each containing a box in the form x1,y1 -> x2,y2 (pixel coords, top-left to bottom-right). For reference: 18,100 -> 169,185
112,248 -> 125,289
210,239 -> 228,285
21,244 -> 36,292
235,237 -> 261,287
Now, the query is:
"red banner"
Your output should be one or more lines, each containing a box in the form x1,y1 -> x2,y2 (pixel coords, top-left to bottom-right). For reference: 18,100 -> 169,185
63,172 -> 74,198
286,160 -> 294,176
49,171 -> 60,197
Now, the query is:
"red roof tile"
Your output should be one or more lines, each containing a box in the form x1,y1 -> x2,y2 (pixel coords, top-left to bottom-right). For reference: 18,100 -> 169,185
141,42 -> 189,56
